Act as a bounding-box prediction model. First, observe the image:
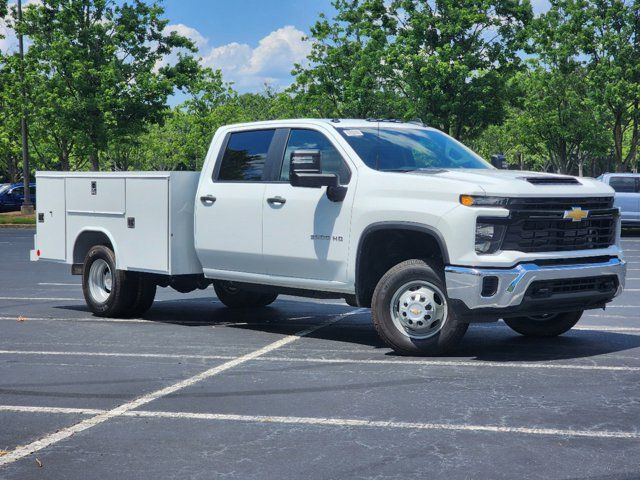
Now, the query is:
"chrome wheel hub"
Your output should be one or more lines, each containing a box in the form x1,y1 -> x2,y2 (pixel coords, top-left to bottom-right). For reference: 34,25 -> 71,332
88,259 -> 113,304
390,281 -> 447,339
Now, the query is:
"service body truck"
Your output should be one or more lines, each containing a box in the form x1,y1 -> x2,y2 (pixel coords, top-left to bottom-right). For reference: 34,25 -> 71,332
31,119 -> 627,355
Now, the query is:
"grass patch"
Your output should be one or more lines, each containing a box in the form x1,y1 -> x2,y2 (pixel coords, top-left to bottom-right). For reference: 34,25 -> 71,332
0,213 -> 36,225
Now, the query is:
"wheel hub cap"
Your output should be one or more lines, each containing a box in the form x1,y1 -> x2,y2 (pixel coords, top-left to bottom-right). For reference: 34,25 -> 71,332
88,259 -> 113,304
391,282 -> 447,339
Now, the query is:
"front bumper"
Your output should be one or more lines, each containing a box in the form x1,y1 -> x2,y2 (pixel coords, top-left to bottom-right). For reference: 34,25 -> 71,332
445,258 -> 626,316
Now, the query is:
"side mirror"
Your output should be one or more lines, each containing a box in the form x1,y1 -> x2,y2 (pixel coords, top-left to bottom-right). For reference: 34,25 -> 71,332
490,154 -> 507,169
289,149 -> 347,202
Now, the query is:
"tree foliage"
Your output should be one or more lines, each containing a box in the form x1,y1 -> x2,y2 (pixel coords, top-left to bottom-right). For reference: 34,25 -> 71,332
21,0 -> 200,170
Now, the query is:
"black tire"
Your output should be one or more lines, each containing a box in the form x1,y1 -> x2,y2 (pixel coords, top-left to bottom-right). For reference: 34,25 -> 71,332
214,281 -> 278,308
124,273 -> 157,318
371,259 -> 468,356
82,245 -> 134,317
503,311 -> 583,337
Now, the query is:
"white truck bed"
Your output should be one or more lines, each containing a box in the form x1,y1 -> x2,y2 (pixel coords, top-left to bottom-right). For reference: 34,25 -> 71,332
32,171 -> 203,276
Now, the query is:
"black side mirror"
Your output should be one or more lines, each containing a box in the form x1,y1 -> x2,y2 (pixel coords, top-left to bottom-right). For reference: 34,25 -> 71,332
490,154 -> 507,169
290,149 -> 347,202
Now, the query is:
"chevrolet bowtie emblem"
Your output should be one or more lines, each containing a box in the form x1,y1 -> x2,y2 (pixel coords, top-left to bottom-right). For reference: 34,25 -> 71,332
563,207 -> 589,222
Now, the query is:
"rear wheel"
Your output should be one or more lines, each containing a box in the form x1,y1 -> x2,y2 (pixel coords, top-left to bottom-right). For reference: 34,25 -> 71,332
503,311 -> 583,337
82,245 -> 133,317
371,259 -> 468,356
214,281 -> 278,308
124,273 -> 157,318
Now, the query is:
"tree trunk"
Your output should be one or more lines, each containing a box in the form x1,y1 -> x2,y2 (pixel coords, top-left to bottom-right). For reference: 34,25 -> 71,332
8,155 -> 18,183
613,113 -> 624,172
89,149 -> 99,171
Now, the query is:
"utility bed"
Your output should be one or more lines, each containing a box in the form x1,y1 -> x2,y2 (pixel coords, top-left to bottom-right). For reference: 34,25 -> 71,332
32,172 -> 202,276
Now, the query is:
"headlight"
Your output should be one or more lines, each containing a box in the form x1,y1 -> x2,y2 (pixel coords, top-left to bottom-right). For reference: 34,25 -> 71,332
460,195 -> 509,207
475,222 -> 506,254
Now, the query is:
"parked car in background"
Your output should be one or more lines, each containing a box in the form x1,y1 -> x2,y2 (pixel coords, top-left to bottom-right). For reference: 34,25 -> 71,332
0,182 -> 37,213
598,173 -> 640,227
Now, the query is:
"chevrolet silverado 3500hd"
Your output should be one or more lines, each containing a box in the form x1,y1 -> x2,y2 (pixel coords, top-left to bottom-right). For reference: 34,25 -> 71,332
30,119 -> 627,355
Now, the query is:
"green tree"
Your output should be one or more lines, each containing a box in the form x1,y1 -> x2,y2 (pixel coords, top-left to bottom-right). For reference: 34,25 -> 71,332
21,0 -> 200,171
540,0 -> 640,172
294,0 -> 533,139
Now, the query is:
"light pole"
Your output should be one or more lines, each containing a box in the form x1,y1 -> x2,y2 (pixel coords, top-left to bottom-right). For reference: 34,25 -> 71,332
17,0 -> 33,215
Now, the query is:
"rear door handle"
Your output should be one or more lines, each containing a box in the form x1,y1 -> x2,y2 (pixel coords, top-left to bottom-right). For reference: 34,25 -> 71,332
267,196 -> 286,205
200,195 -> 217,205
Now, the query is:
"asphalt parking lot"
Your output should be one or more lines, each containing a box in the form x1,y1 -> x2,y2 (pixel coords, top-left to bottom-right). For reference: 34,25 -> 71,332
0,228 -> 639,479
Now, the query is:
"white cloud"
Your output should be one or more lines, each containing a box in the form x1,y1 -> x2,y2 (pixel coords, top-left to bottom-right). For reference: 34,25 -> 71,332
160,24 -> 311,91
197,25 -> 312,92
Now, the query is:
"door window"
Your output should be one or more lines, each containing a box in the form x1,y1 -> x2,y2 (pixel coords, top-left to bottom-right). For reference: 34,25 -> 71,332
609,177 -> 638,193
217,129 -> 276,182
280,129 -> 351,184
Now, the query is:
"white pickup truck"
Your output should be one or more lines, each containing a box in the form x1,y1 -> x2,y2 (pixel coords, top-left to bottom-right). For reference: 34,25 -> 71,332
31,119 -> 627,355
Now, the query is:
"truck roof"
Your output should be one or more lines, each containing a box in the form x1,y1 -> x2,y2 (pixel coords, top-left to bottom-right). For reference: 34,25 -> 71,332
219,118 -> 431,130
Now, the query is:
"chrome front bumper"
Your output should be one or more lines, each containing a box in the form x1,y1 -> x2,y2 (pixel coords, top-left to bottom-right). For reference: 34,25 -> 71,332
445,258 -> 626,310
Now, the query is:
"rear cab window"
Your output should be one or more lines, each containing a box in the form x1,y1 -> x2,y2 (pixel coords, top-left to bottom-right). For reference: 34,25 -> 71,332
609,177 -> 639,193
216,129 -> 276,181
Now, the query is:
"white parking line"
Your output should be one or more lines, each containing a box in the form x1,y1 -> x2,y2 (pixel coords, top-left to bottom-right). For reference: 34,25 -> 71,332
0,349 -> 234,361
0,315 -> 322,326
0,297 -> 81,301
0,349 -> 638,372
38,283 -> 81,286
0,316 -> 150,324
0,405 -> 104,415
0,405 -> 636,440
0,309 -> 365,467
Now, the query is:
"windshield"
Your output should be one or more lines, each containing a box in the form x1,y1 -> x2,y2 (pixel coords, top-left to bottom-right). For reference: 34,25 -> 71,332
337,127 -> 490,171
0,184 -> 9,195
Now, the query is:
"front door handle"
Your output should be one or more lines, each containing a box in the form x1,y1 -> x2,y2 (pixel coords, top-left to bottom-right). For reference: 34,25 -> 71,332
200,195 -> 217,205
267,196 -> 286,205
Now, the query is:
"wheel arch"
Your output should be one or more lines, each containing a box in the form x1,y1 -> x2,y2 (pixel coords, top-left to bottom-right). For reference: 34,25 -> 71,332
354,222 -> 449,308
72,228 -> 119,267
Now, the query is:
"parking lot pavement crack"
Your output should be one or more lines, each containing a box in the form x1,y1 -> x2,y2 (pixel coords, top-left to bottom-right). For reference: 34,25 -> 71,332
0,308 -> 366,468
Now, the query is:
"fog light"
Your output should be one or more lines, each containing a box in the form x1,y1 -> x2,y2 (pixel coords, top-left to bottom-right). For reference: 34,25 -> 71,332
481,276 -> 499,297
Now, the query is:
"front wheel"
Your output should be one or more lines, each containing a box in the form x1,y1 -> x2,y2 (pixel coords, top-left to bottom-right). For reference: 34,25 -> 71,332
503,311 -> 583,337
371,259 -> 468,356
213,281 -> 278,308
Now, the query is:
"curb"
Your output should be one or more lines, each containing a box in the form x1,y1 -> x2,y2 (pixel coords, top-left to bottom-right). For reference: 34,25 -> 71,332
0,225 -> 36,229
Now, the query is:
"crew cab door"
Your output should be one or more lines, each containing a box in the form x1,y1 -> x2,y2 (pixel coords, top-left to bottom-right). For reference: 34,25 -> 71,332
195,129 -> 277,275
609,176 -> 640,224
262,128 -> 355,282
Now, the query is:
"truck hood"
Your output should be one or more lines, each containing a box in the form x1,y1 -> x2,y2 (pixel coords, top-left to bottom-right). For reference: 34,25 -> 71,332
413,169 -> 614,197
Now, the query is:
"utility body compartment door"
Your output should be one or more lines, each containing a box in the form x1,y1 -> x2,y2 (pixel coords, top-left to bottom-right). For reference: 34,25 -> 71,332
122,177 -> 169,273
35,176 -> 66,261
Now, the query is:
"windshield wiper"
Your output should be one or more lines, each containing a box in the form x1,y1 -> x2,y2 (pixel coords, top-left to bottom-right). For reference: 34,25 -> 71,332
378,168 -> 418,172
